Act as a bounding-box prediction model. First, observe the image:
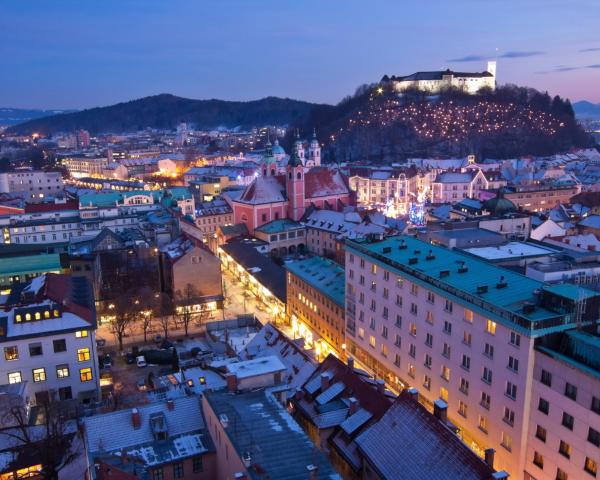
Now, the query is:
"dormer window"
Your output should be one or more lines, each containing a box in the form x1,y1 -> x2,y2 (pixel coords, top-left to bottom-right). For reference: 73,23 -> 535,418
25,313 -> 31,322
35,312 -> 41,320
15,314 -> 22,323
44,311 -> 50,319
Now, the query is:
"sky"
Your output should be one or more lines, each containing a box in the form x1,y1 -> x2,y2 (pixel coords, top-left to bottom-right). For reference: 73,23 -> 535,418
1,0 -> 599,109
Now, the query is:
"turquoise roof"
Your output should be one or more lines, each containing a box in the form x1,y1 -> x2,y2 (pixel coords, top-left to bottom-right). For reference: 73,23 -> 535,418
542,283 -> 598,301
79,190 -> 160,207
167,187 -> 193,200
255,219 -> 302,234
538,330 -> 600,381
0,253 -> 62,277
285,256 -> 345,307
346,236 -> 598,335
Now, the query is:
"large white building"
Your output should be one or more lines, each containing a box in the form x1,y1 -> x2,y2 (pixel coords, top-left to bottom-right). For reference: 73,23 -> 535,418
0,171 -> 64,200
0,274 -> 100,404
383,61 -> 497,94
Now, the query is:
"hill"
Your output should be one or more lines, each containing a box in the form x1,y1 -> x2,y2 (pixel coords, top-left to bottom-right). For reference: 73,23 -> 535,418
573,100 -> 600,119
0,108 -> 77,127
289,84 -> 592,162
5,94 -> 328,135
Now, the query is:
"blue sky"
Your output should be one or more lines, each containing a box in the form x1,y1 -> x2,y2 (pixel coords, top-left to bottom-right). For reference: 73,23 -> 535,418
1,0 -> 599,109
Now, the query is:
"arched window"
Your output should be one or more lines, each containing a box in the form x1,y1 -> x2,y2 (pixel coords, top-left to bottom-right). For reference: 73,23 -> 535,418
44,311 -> 50,319
25,313 -> 31,321
288,172 -> 292,180
35,312 -> 41,320
297,172 -> 302,180
270,169 -> 275,176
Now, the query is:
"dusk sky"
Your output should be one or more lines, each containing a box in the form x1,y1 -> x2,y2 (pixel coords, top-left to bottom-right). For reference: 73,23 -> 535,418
1,0 -> 599,109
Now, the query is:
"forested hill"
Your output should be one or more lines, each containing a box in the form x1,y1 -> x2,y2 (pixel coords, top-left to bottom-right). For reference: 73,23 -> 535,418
6,94 -> 328,135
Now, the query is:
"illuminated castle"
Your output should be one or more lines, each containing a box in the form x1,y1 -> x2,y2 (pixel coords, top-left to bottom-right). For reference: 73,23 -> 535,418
382,61 -> 496,94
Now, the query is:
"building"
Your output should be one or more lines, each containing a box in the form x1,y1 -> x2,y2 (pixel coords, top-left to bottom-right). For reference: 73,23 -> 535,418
344,235 -> 600,476
500,184 -> 581,213
202,388 -> 341,480
0,273 -> 100,404
285,257 -> 345,358
0,252 -> 65,289
61,156 -> 109,178
525,329 -> 600,480
84,396 -> 217,480
431,170 -> 504,204
194,199 -> 233,238
231,147 -> 351,234
382,61 -> 496,94
0,171 -> 64,201
254,219 -> 306,256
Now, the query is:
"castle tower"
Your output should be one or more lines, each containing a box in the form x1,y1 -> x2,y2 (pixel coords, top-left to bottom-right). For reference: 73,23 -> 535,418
487,60 -> 497,78
262,139 -> 276,177
286,149 -> 305,221
307,129 -> 321,167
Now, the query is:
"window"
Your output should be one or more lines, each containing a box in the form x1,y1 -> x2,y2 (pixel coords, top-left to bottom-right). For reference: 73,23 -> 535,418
8,372 -> 21,384
592,396 -> 600,415
381,326 -> 388,339
508,356 -> 519,372
589,427 -> 600,447
562,412 -> 574,430
463,331 -> 472,346
192,456 -> 203,473
501,431 -> 512,452
464,309 -> 473,323
505,382 -> 517,400
564,383 -> 577,401
585,457 -> 598,477
509,331 -> 520,347
29,343 -> 42,356
482,367 -> 493,384
441,365 -> 450,381
556,468 -> 568,480
77,348 -> 90,362
383,271 -> 389,281
484,343 -> 494,359
56,365 -> 69,379
75,330 -> 88,338
533,451 -> 544,469
173,462 -> 184,479
539,398 -> 549,415
32,368 -> 46,382
458,401 -> 467,418
79,367 -> 93,382
427,291 -> 435,303
394,334 -> 401,347
409,323 -> 417,336
425,333 -> 433,347
410,303 -> 418,315
370,317 -> 376,330
423,374 -> 431,390
410,284 -> 418,295
4,346 -> 18,361
424,354 -> 432,369
460,377 -> 469,395
407,363 -> 415,378
396,277 -> 403,289
503,407 -> 515,426
442,343 -> 451,359
541,369 -> 552,387
480,391 -> 491,410
395,315 -> 402,327
478,415 -> 488,433
59,386 -> 72,400
440,387 -> 448,402
486,320 -> 496,335
396,295 -> 403,307
394,354 -> 401,367
461,354 -> 470,371
53,339 -> 66,353
443,321 -> 452,335
536,425 -> 547,442
151,469 -> 163,480
426,311 -> 434,325
558,440 -> 571,459
444,299 -> 453,313
409,344 -> 416,358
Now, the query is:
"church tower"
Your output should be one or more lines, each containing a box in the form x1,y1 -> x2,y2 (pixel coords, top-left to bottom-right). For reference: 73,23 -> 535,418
307,129 -> 321,167
294,130 -> 305,165
286,148 -> 305,221
262,139 -> 276,177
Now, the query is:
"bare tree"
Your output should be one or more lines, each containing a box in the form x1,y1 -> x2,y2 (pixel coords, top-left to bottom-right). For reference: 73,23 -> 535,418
0,402 -> 81,480
109,291 -> 137,351
175,283 -> 199,337
154,292 -> 174,340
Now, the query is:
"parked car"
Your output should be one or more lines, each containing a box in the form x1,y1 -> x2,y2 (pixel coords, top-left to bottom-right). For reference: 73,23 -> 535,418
136,356 -> 147,368
160,340 -> 174,350
102,354 -> 112,369
96,338 -> 106,348
125,352 -> 135,365
136,378 -> 147,392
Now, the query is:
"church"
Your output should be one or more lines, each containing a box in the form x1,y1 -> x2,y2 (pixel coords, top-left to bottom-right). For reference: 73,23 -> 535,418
230,135 -> 352,234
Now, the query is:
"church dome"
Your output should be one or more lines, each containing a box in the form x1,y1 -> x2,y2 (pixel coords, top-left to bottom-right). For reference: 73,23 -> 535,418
483,192 -> 517,216
272,139 -> 285,155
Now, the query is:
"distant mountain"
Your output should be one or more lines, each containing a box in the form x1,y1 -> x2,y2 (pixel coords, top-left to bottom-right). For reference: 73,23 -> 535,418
5,94 -> 329,136
0,108 -> 78,127
573,101 -> 600,119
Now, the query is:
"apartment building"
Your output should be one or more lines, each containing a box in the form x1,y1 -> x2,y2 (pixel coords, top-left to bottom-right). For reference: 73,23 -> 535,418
61,156 -> 109,178
285,256 -> 345,358
0,171 -> 64,200
525,329 -> 600,480
431,169 -> 505,204
344,235 -> 600,477
501,184 -> 581,213
195,200 -> 233,238
0,273 -> 100,404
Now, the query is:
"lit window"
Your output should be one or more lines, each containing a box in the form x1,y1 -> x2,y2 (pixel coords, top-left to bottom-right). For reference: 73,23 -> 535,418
79,367 -> 93,382
501,431 -> 512,451
56,365 -> 70,379
4,346 -> 18,361
34,312 -> 41,320
75,330 -> 88,338
464,309 -> 473,323
15,314 -> 22,323
77,348 -> 90,362
8,371 -> 21,384
369,336 -> 376,348
440,387 -> 448,402
32,368 -> 46,382
486,320 -> 496,335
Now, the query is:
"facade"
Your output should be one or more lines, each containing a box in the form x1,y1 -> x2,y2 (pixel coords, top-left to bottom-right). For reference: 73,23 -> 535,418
0,274 -> 100,404
525,330 -> 600,480
344,235 -> 600,477
61,156 -> 109,178
0,253 -> 64,288
501,184 -> 581,212
254,219 -> 306,256
194,200 -> 233,238
0,171 -> 64,200
285,257 -> 345,359
383,61 -> 496,94
431,169 -> 505,204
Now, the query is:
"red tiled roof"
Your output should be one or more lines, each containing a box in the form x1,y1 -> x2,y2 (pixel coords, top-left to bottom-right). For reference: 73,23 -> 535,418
24,200 -> 78,213
305,168 -> 350,199
43,273 -> 95,323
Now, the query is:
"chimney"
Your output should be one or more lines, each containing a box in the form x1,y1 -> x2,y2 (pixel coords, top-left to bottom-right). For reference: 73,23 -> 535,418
347,357 -> 354,370
348,397 -> 359,415
405,387 -> 419,402
484,448 -> 495,469
433,400 -> 447,423
307,464 -> 318,480
320,373 -> 331,391
376,379 -> 385,394
166,399 -> 174,411
226,373 -> 238,393
131,408 -> 141,429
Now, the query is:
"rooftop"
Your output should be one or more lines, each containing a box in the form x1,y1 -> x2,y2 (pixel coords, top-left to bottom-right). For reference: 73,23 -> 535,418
204,388 -> 341,480
255,219 -> 303,234
463,241 -> 556,261
0,253 -> 62,277
285,257 -> 345,307
226,355 -> 287,380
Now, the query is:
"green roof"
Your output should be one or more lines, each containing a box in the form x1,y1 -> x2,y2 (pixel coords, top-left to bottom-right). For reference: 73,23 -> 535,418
346,236 -> 597,334
285,256 -> 345,307
256,219 -> 303,234
542,283 -> 598,301
0,253 -> 62,277
79,190 -> 160,207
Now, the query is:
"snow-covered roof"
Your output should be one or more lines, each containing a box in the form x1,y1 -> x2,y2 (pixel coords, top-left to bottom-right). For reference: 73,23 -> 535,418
580,215 -> 600,229
463,241 -> 556,260
226,355 -> 287,380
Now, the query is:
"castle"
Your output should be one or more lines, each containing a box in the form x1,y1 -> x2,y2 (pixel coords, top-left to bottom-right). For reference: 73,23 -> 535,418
382,61 -> 496,94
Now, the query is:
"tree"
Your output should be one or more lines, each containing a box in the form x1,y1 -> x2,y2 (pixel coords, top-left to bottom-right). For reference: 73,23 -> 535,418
175,283 -> 198,337
108,292 -> 138,351
154,292 -> 174,340
0,401 -> 81,480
